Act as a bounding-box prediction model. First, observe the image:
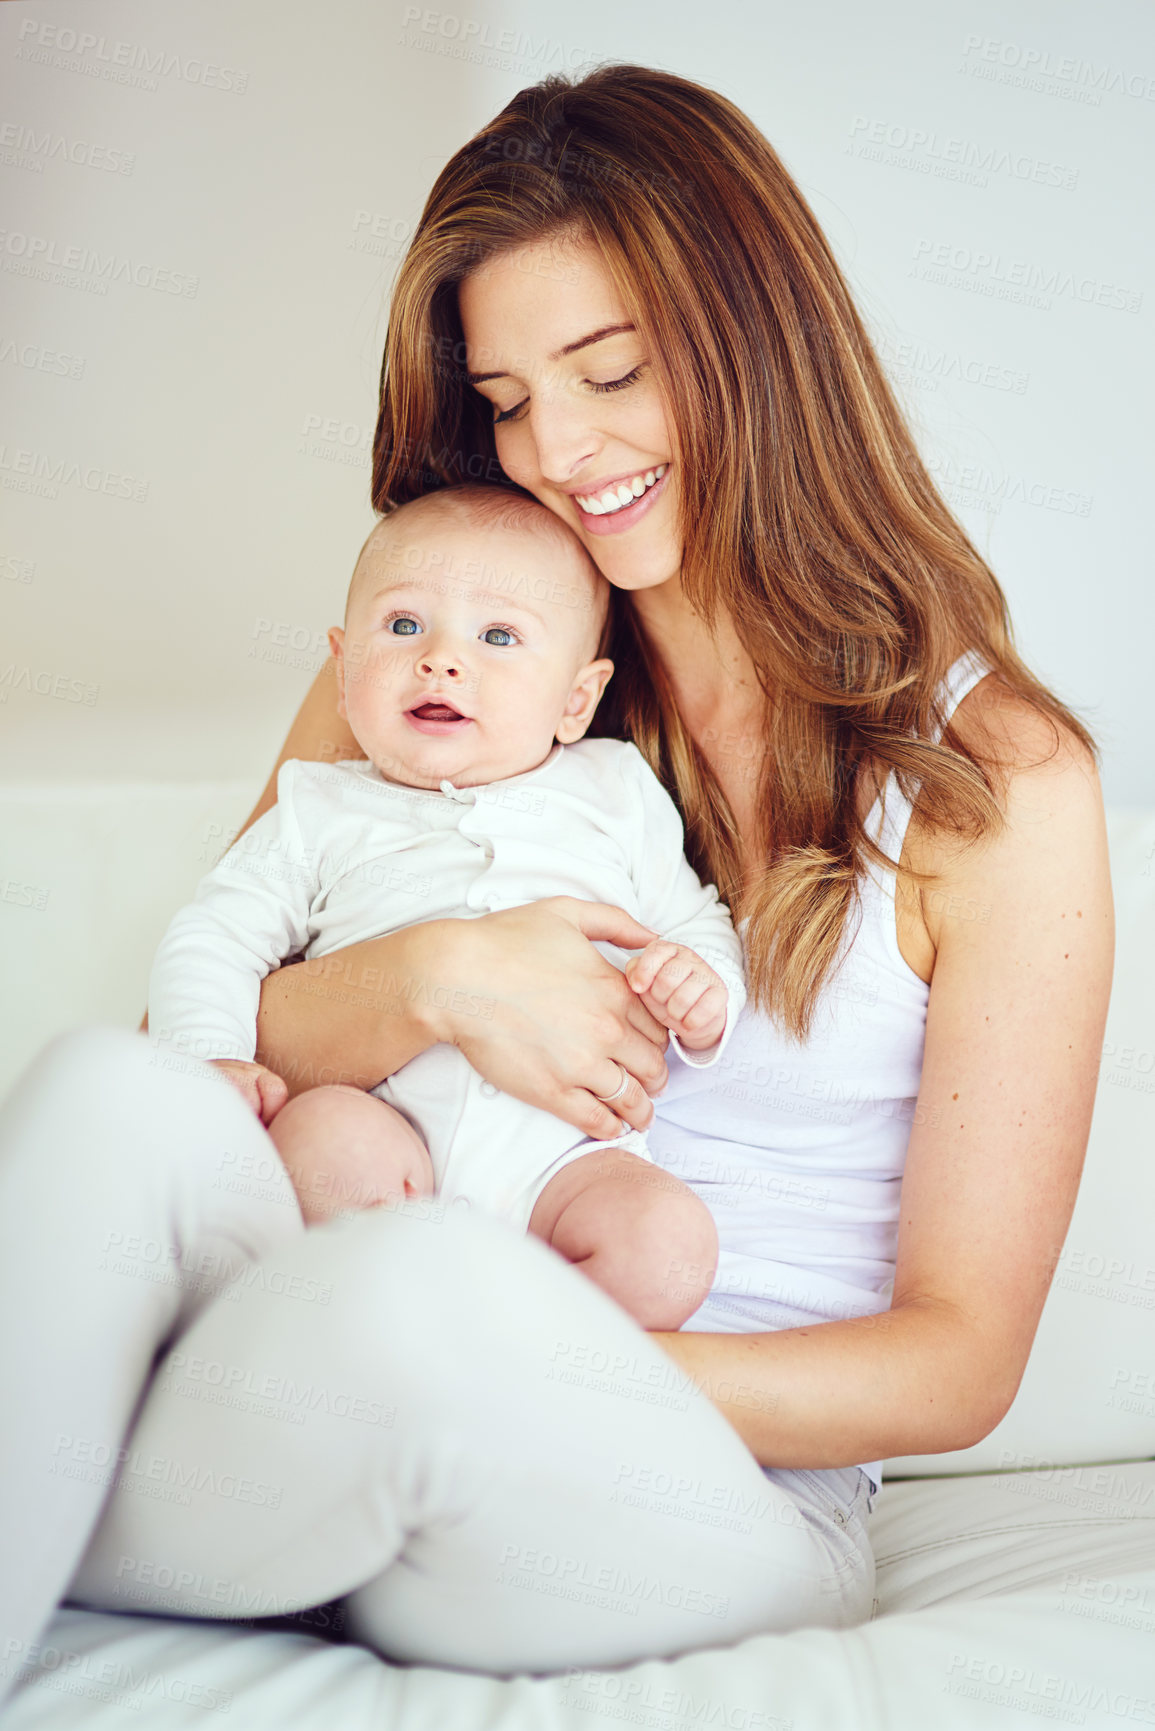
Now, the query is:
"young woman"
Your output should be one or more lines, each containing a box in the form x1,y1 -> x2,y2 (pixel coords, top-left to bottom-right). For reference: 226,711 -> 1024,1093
0,64 -> 1112,1700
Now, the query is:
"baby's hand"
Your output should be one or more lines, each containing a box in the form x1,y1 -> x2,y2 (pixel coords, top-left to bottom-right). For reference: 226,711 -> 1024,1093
209,1058 -> 289,1126
623,940 -> 728,1052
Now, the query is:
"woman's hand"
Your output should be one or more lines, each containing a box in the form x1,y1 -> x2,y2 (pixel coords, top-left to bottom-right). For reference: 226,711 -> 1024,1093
423,898 -> 672,1141
256,899 -> 671,1140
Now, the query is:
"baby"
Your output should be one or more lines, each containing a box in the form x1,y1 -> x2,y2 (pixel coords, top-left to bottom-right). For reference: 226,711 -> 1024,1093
149,485 -> 746,1329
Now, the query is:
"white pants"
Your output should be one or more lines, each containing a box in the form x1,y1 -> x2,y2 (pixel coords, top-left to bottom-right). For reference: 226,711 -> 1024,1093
0,1026 -> 874,1704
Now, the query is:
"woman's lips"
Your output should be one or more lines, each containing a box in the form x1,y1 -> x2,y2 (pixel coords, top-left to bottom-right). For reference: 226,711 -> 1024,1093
573,465 -> 670,537
405,703 -> 473,736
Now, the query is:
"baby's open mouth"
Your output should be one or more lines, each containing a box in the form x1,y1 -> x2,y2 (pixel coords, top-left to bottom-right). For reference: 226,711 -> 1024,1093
406,701 -> 473,734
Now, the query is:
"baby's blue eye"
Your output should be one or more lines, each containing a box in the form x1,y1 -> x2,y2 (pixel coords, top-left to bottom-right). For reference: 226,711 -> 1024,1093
482,627 -> 515,646
388,616 -> 421,636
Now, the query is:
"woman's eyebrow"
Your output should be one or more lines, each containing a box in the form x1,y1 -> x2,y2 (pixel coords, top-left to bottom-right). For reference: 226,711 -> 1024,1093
464,323 -> 636,385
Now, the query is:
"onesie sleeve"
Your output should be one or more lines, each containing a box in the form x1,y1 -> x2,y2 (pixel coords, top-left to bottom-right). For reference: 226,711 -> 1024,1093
620,744 -> 747,1068
147,760 -> 318,1063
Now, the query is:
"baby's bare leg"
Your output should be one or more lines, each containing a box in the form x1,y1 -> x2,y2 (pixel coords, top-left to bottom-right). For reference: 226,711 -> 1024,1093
527,1149 -> 718,1330
268,1085 -> 434,1226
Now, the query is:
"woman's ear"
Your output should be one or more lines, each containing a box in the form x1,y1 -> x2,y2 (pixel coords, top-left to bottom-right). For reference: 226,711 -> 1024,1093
556,659 -> 614,744
327,626 -> 348,720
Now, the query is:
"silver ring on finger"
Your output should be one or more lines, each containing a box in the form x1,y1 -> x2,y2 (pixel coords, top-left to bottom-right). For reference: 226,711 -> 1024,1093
592,1061 -> 630,1105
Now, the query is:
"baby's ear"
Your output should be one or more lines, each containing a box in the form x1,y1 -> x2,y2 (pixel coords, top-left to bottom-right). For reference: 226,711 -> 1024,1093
327,627 -> 347,719
556,658 -> 614,744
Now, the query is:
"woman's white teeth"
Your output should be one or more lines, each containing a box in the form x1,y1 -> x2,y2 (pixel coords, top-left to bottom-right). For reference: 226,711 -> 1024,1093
578,463 -> 666,516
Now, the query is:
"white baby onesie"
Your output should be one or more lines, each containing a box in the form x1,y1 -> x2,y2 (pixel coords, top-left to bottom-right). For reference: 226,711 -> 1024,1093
148,737 -> 746,1230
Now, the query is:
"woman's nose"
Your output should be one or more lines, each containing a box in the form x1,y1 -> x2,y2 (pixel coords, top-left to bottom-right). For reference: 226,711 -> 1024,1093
526,392 -> 601,487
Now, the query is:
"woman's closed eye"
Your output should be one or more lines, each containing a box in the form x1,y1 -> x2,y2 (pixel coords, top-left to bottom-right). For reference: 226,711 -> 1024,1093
491,364 -> 648,425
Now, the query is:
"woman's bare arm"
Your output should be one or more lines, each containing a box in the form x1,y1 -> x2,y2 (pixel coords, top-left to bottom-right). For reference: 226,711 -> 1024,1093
654,691 -> 1114,1466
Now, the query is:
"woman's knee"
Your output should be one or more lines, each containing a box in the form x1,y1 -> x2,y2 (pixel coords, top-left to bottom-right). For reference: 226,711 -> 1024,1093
29,1024 -> 229,1118
9,1023 -> 275,1194
3,1025 -> 170,1160
24,1022 -> 158,1097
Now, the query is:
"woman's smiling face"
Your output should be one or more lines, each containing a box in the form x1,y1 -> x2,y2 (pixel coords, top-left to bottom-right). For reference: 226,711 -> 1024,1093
457,230 -> 683,595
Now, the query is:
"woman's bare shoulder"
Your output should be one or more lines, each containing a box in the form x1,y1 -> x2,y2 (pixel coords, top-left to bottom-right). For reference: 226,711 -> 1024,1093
899,671 -> 1107,975
912,670 -> 1101,860
950,669 -> 1096,784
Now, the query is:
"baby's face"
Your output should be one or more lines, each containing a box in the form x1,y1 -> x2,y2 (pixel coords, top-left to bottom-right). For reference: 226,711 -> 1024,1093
330,510 -> 611,789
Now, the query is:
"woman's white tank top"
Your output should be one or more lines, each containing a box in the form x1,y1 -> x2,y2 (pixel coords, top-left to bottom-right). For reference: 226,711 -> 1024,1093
648,650 -> 991,1497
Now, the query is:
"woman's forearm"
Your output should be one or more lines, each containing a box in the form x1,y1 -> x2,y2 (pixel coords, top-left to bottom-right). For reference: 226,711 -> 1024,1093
255,923 -> 451,1099
654,1297 -> 1006,1468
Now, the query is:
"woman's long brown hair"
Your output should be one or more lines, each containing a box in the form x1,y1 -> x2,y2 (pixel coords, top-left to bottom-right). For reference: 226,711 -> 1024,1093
372,63 -> 1097,1041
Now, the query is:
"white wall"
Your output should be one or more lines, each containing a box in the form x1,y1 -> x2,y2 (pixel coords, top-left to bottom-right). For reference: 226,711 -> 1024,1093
2,0 -> 1151,799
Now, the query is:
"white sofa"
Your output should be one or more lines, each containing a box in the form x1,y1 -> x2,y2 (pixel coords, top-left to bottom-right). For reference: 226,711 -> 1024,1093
2,785 -> 1153,1729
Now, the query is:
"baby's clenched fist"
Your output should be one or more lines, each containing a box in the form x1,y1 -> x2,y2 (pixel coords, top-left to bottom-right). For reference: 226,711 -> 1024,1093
623,940 -> 728,1052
